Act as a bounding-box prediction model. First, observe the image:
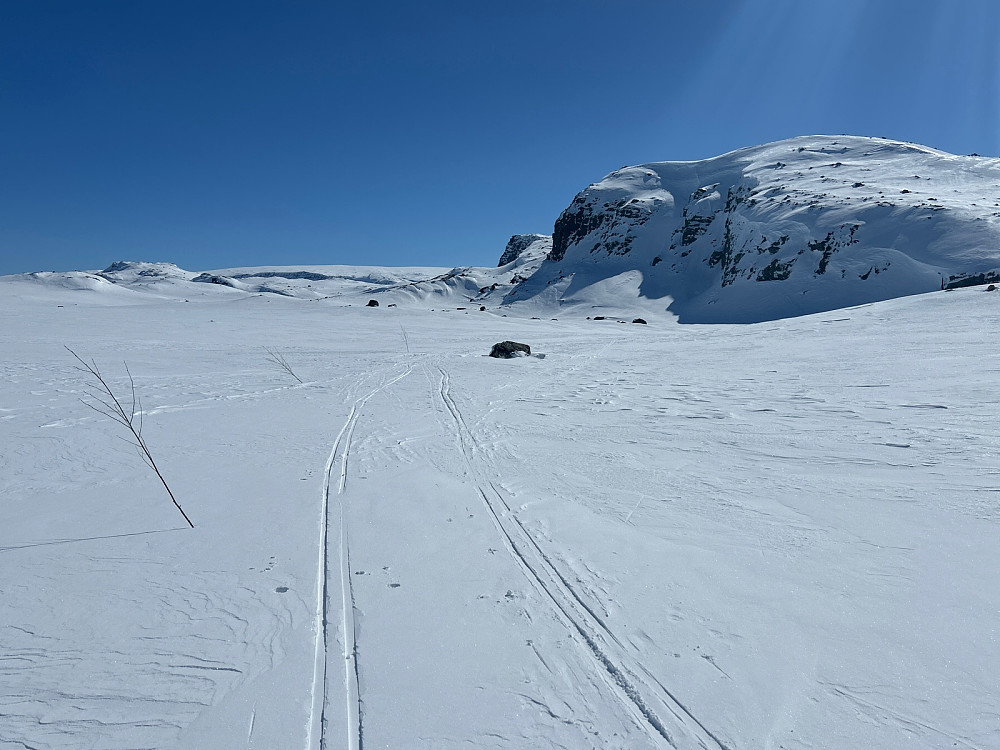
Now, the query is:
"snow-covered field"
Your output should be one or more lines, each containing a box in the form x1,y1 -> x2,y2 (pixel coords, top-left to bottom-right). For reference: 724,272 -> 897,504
1,268 -> 997,749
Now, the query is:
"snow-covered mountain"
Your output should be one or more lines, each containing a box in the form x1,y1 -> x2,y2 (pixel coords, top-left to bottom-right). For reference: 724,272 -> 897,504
501,135 -> 1000,322
7,136 -> 1000,325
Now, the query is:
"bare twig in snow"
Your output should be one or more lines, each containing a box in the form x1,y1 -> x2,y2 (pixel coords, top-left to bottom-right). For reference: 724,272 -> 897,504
66,347 -> 194,528
264,347 -> 303,383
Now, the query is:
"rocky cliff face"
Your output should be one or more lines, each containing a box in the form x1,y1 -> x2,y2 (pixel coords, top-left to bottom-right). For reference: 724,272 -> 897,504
499,234 -> 550,266
512,135 -> 1000,322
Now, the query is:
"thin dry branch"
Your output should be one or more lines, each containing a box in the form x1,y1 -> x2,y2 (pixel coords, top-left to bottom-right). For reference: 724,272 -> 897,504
66,347 -> 194,528
263,347 -> 303,383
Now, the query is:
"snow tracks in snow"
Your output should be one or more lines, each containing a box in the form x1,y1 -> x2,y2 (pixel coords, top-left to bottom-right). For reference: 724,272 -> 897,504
435,366 -> 728,750
308,367 -> 412,750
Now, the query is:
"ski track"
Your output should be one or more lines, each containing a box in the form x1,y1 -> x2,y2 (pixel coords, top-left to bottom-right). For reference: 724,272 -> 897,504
825,684 -> 985,750
307,367 -> 412,750
435,365 -> 728,750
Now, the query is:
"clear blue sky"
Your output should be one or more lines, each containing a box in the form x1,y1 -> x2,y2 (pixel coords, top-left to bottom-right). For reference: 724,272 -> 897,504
1,0 -> 997,275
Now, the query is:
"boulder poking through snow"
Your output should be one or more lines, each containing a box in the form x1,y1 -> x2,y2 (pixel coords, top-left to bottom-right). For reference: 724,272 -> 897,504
366,299 -> 379,307
489,341 -> 531,359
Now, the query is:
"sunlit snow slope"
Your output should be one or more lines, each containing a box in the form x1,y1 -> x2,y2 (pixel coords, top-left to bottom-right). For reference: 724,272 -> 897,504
503,135 -> 1000,322
1,266 -> 997,749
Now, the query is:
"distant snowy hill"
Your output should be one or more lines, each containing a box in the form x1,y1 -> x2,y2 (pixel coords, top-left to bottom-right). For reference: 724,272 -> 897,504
6,135 -> 1000,324
500,135 -> 1000,322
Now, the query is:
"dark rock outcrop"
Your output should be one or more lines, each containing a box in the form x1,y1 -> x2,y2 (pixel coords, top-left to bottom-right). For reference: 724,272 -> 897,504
192,273 -> 235,286
232,270 -> 333,281
366,299 -> 379,307
550,181 -> 663,263
944,270 -> 1000,290
489,341 -> 531,358
499,234 -> 550,266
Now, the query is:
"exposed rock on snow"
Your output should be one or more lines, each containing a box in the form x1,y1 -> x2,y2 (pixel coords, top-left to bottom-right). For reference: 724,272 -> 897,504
489,340 -> 531,358
232,270 -> 334,281
944,269 -> 1000,289
99,260 -> 193,282
191,273 -> 292,296
498,234 -> 551,266
192,272 -> 248,288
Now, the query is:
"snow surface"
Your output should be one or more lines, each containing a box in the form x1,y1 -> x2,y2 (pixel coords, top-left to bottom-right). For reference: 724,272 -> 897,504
509,135 -> 1000,323
1,262 -> 997,749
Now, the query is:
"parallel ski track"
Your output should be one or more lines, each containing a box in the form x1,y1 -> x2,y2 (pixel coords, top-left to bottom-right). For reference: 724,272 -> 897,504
435,365 -> 729,750
307,367 -> 413,750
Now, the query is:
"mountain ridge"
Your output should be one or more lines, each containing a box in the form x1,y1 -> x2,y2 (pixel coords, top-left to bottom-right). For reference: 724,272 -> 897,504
501,134 -> 1000,321
7,135 -> 1000,323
